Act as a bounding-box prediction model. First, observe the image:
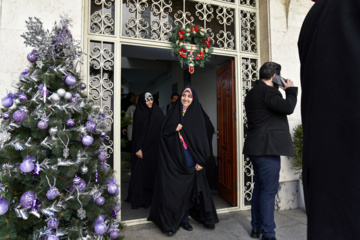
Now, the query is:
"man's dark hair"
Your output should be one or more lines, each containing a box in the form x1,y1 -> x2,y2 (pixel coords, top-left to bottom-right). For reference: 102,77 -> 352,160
259,62 -> 281,80
171,93 -> 179,99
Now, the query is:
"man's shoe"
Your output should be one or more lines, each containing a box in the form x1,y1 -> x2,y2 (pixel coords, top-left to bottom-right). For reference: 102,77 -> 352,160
251,230 -> 261,238
203,223 -> 215,229
166,229 -> 177,236
262,237 -> 276,240
181,221 -> 193,231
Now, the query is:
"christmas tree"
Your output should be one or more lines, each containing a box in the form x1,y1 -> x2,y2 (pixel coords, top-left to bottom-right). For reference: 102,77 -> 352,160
0,16 -> 123,239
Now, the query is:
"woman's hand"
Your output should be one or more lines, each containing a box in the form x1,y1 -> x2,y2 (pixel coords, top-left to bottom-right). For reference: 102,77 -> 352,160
195,163 -> 203,171
136,150 -> 143,159
176,124 -> 183,132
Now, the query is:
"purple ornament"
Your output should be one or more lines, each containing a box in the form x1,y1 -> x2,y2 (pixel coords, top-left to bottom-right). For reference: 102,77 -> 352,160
1,94 -> 14,108
95,215 -> 106,225
46,235 -> 59,240
82,135 -> 93,146
70,179 -> 87,192
27,52 -> 38,63
69,96 -> 78,103
0,198 -> 9,216
2,112 -> 10,120
47,218 -> 59,229
98,154 -> 106,164
33,162 -> 41,175
32,198 -> 40,211
46,187 -> 60,200
37,120 -> 48,130
114,204 -> 121,212
95,170 -> 98,183
110,210 -> 117,220
20,191 -> 36,208
18,94 -> 27,101
100,163 -> 109,172
64,74 -> 77,86
80,83 -> 86,90
31,49 -> 38,54
66,119 -> 75,127
108,226 -> 120,239
13,110 -> 27,122
100,132 -> 106,139
107,178 -> 116,184
95,196 -> 105,206
85,120 -> 97,132
19,69 -> 30,79
20,159 -> 35,173
107,183 -> 118,195
73,177 -> 82,185
94,221 -> 108,235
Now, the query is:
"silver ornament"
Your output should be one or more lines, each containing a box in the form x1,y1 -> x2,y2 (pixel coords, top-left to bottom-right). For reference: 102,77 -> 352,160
63,147 -> 69,159
64,92 -> 72,100
80,165 -> 88,174
15,99 -> 21,105
49,127 -> 58,140
77,207 -> 86,220
50,93 -> 60,103
57,88 -> 66,97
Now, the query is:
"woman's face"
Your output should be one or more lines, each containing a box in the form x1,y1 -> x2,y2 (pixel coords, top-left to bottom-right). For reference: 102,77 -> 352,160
181,91 -> 193,107
146,99 -> 153,108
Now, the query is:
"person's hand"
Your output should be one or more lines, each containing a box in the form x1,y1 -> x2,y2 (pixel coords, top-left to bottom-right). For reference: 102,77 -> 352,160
122,129 -> 127,135
136,150 -> 143,159
280,78 -> 294,90
176,124 -> 183,132
195,163 -> 203,171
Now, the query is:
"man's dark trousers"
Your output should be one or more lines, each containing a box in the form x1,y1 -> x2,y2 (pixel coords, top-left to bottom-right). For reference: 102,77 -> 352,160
250,155 -> 280,238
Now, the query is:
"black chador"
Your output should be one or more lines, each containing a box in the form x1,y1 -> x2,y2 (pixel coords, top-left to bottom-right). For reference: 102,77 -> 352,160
125,92 -> 164,209
148,88 -> 219,232
298,0 -> 360,239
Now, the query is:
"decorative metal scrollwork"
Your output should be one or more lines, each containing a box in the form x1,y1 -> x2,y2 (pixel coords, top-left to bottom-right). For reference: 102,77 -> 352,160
151,0 -> 173,41
195,2 -> 215,39
89,42 -> 114,125
174,10 -> 194,27
90,0 -> 115,35
242,57 -> 258,203
240,0 -> 256,8
216,6 -> 235,49
125,0 -> 149,38
241,10 -> 257,53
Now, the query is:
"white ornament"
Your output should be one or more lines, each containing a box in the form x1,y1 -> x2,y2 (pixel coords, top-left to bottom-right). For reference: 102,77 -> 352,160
57,88 -> 66,97
51,93 -> 60,102
64,92 -> 72,100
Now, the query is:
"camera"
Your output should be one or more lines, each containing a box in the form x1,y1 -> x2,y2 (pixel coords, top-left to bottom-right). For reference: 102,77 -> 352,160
272,75 -> 287,87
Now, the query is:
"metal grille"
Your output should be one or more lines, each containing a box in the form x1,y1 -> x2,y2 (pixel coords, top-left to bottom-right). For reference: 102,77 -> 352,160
240,0 -> 256,8
242,57 -> 258,204
240,10 -> 257,53
90,0 -> 115,35
89,41 -> 115,163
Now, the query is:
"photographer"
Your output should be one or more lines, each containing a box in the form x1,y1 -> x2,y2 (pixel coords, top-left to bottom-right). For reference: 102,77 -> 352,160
243,62 -> 298,240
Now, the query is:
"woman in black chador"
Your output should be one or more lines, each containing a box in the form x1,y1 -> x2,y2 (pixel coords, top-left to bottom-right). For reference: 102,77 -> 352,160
148,88 -> 219,236
125,92 -> 164,209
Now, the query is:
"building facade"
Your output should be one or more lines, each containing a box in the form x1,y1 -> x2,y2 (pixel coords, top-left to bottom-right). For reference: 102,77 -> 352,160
0,0 -> 313,224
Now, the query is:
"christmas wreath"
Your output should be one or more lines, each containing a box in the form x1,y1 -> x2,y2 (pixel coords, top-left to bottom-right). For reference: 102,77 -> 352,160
170,23 -> 214,73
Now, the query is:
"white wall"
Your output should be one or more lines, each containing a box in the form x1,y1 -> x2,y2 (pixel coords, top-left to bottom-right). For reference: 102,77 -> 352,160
0,0 -> 83,99
264,0 -> 313,182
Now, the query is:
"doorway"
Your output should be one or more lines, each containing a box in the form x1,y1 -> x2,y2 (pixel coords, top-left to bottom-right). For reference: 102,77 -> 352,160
120,45 -> 237,222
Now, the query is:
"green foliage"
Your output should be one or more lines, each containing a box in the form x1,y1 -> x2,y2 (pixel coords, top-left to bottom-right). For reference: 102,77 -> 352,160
290,124 -> 303,179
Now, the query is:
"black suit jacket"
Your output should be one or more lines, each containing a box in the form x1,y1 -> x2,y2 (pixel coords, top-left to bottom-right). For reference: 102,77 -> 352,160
243,80 -> 298,156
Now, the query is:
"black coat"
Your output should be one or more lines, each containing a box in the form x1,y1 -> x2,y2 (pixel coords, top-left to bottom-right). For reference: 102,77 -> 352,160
298,0 -> 360,238
243,80 -> 298,156
126,93 -> 164,209
148,88 -> 218,232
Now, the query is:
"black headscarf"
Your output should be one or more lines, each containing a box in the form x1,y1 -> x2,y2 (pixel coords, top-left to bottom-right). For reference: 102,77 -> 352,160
148,88 -> 218,231
126,92 -> 164,209
298,0 -> 360,238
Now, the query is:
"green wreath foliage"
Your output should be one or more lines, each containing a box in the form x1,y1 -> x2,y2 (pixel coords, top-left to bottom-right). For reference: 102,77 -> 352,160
170,23 -> 214,67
